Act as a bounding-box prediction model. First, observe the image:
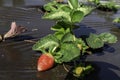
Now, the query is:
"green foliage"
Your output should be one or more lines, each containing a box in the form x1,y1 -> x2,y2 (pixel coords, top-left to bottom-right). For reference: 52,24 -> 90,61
68,0 -> 79,9
113,18 -> 120,23
61,32 -> 76,42
75,38 -> 89,54
51,21 -> 73,31
99,32 -> 117,43
33,32 -> 88,63
42,0 -> 93,23
51,21 -> 72,40
86,33 -> 104,49
73,64 -> 93,78
77,5 -> 94,16
32,34 -> 59,53
88,0 -> 120,12
54,42 -> 80,63
97,1 -> 119,12
32,0 -> 118,78
88,0 -> 100,5
100,2 -> 117,10
86,33 -> 117,49
71,11 -> 84,23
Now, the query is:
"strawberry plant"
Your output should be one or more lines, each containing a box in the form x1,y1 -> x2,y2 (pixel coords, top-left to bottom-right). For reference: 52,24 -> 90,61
32,0 -> 117,79
113,17 -> 120,23
88,0 -> 120,12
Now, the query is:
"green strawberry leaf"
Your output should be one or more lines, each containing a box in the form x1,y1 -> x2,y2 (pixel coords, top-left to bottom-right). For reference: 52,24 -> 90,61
68,0 -> 79,9
44,1 -> 58,11
42,10 -> 71,22
61,32 -> 76,42
77,5 -> 94,16
70,11 -> 84,23
55,42 -> 80,63
99,32 -> 117,43
86,33 -> 104,49
32,34 -> 59,53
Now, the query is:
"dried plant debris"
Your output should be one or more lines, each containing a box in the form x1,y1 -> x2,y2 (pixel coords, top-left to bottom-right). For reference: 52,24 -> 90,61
0,22 -> 27,41
0,35 -> 2,41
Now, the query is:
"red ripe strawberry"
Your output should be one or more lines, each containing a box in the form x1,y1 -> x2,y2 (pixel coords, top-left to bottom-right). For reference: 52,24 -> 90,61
37,53 -> 54,71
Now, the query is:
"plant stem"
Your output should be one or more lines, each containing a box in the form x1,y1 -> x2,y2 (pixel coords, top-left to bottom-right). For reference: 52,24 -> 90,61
24,40 -> 36,43
63,63 -> 69,72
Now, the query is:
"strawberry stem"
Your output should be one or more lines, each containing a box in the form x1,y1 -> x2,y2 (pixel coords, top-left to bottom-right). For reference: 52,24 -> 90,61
63,63 -> 69,72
